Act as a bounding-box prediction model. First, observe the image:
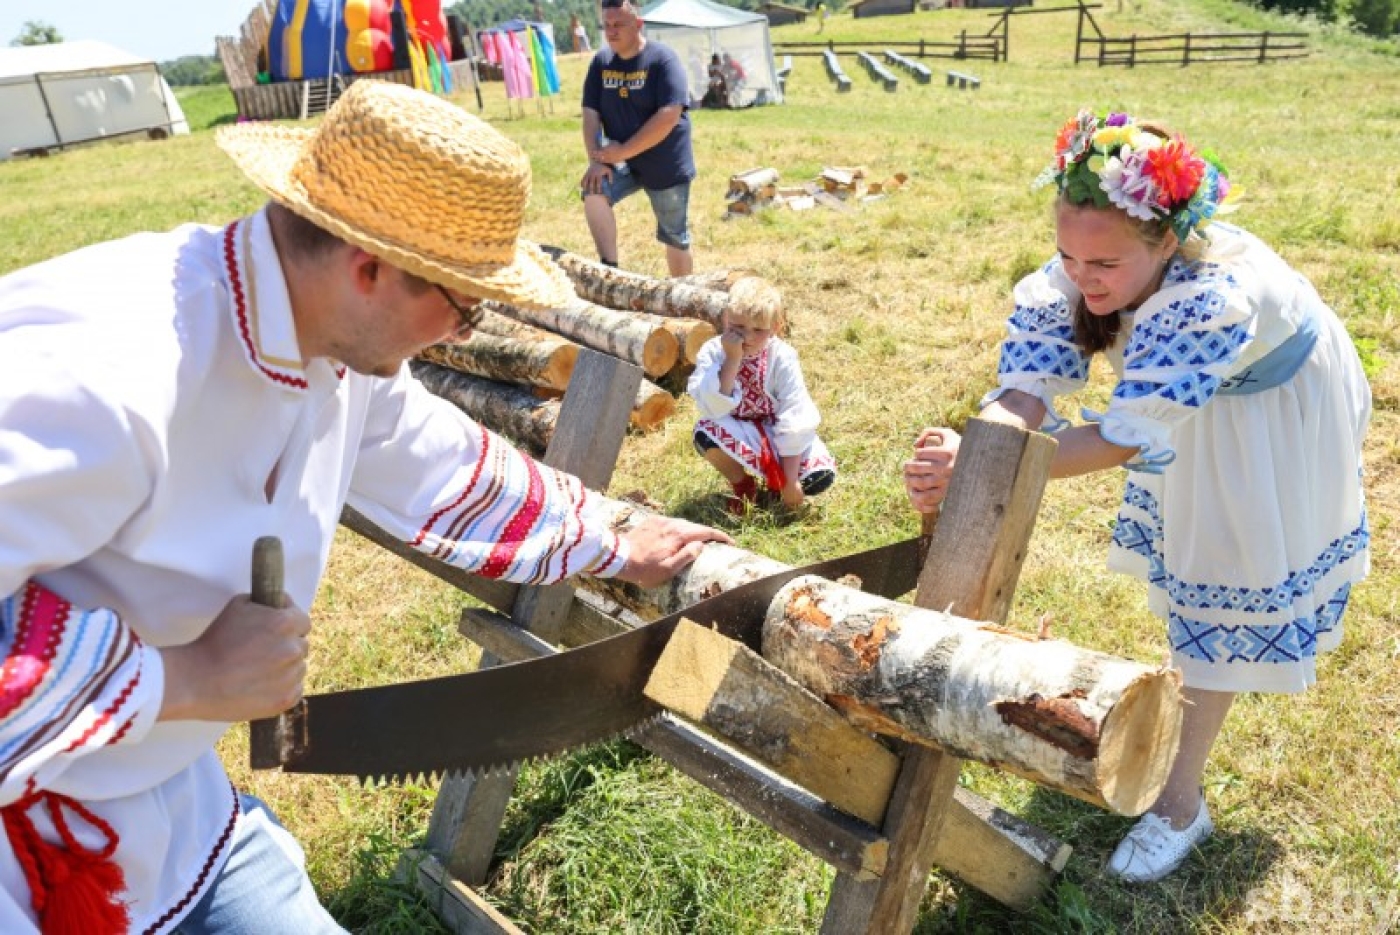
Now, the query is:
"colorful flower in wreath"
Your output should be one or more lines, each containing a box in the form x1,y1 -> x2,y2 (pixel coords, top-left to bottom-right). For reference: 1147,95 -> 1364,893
1145,138 -> 1207,206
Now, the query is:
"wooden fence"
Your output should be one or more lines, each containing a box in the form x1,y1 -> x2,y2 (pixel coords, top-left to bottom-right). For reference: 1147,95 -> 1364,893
773,34 -> 1003,62
1072,3 -> 1306,66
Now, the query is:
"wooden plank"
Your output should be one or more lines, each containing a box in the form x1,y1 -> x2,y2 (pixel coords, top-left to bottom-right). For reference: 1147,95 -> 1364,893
454,607 -> 889,878
646,618 -> 898,825
400,849 -> 524,934
915,418 -> 1058,623
822,419 -> 1059,931
632,714 -> 890,879
938,787 -> 1072,909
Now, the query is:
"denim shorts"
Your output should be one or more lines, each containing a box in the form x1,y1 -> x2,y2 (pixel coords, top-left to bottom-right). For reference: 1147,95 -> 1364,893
587,168 -> 692,250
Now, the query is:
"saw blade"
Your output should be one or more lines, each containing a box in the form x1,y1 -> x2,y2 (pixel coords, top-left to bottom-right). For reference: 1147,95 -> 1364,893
270,536 -> 923,781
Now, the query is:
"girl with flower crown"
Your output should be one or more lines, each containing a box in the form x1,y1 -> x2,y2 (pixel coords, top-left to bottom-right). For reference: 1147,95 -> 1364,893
904,110 -> 1371,883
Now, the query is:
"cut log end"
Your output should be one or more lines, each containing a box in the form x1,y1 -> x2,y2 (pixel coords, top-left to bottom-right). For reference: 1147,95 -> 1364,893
631,385 -> 677,431
1095,667 -> 1184,815
642,328 -> 681,378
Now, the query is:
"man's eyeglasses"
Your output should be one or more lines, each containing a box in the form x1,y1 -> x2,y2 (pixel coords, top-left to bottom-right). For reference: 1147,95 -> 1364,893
438,285 -> 485,337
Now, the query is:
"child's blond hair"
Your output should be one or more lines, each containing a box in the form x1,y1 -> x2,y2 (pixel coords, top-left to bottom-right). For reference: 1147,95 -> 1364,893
725,278 -> 785,334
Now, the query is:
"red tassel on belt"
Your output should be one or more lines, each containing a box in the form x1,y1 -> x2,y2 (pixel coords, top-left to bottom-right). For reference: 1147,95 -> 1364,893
739,417 -> 787,491
2,790 -> 130,935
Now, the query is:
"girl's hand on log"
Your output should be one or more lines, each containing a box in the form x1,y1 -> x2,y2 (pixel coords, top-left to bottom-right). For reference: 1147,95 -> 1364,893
581,161 -> 613,195
903,427 -> 960,513
158,595 -> 311,723
616,516 -> 733,589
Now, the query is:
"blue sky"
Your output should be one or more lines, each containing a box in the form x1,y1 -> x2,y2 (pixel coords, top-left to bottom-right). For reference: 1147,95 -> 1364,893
2,0 -> 255,63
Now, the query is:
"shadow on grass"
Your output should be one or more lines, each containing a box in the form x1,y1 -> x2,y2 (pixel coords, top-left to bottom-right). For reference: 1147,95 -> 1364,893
921,786 -> 1285,933
492,739 -> 650,864
671,489 -> 819,531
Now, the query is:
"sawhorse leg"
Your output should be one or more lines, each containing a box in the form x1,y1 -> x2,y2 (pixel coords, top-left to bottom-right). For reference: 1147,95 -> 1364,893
822,418 -> 1058,932
421,349 -> 643,894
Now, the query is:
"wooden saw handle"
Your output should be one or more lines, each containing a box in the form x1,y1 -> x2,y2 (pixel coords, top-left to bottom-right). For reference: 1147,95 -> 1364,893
248,536 -> 306,769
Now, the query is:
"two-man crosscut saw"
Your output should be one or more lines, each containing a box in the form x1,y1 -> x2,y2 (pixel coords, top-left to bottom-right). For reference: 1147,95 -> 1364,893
249,535 -> 925,783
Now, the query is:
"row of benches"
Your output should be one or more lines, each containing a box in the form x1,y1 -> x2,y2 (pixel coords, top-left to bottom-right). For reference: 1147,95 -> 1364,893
820,50 -> 980,93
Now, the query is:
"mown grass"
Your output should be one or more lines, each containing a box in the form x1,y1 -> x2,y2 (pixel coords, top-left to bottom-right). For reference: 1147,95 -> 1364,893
2,1 -> 1398,931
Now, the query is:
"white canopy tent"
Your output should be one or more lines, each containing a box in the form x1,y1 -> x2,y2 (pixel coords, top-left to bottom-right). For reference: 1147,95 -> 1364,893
641,0 -> 783,107
0,40 -> 189,160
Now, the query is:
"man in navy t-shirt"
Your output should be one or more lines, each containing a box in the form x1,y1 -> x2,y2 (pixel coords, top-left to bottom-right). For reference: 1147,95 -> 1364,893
581,0 -> 696,276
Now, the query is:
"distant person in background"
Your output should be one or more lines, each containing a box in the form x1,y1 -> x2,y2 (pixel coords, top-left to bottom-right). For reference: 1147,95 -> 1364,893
704,53 -> 728,108
571,14 -> 592,53
689,299 -> 836,515
905,109 -> 1371,883
816,2 -> 829,33
580,0 -> 696,276
720,52 -> 746,105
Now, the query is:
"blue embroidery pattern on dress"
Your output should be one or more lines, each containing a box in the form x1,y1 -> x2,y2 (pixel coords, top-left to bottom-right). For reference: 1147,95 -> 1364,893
999,340 -> 1089,381
1112,480 -> 1369,666
1132,324 -> 1250,372
1008,296 -> 1076,339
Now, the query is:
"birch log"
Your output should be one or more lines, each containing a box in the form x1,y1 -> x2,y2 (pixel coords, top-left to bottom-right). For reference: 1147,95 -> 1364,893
473,308 -> 576,344
760,580 -> 1180,815
417,333 -> 577,392
484,299 -> 679,378
729,167 -> 780,196
577,498 -> 1180,815
411,362 -> 557,456
538,246 -> 781,328
631,380 -> 677,430
657,317 -> 716,365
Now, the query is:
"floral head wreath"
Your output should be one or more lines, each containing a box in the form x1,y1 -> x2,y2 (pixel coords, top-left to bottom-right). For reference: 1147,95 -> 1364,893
1033,110 -> 1239,243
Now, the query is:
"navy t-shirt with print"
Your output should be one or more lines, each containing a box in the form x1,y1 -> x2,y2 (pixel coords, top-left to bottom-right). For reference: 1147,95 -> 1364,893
582,41 -> 695,191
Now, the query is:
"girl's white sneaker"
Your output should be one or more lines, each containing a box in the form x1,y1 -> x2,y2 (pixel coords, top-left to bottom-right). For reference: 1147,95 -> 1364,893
1105,796 -> 1213,883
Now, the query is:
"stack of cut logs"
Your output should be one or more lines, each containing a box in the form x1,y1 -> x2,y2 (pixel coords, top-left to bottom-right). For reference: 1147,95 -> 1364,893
410,247 -> 783,457
726,165 -> 910,217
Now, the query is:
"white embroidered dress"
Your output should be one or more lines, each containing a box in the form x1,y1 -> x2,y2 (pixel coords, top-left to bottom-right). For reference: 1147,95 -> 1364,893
986,224 -> 1371,693
0,209 -> 628,932
688,337 -> 835,487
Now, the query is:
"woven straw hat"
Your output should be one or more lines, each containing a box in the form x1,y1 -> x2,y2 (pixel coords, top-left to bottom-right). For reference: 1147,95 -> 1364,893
216,80 -> 572,309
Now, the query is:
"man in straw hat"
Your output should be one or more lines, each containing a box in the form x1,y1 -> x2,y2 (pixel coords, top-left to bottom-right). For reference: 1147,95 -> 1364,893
0,79 -> 728,933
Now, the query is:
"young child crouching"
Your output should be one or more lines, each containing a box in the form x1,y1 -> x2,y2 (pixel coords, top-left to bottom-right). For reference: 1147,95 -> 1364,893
687,304 -> 836,514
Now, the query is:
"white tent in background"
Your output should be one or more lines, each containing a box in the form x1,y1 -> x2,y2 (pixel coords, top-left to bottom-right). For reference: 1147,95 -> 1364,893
0,40 -> 189,160
641,0 -> 783,107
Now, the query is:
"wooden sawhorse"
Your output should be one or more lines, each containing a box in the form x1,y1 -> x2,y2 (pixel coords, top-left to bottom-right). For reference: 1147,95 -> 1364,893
344,350 -> 1066,931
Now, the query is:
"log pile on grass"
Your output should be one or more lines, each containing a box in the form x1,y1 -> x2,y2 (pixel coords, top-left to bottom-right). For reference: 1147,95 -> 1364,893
413,249 -> 783,456
726,165 -> 910,217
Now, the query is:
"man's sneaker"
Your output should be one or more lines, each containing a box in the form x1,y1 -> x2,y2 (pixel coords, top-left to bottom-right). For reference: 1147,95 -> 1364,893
1105,795 -> 1213,883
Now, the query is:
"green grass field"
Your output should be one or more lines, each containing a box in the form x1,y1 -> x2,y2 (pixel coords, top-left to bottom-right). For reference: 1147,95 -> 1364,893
3,1 -> 1398,931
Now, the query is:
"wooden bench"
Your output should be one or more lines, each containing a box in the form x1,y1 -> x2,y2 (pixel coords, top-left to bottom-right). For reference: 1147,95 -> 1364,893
883,50 -> 932,84
822,49 -> 853,93
776,53 -> 793,94
855,51 -> 899,92
946,70 -> 981,89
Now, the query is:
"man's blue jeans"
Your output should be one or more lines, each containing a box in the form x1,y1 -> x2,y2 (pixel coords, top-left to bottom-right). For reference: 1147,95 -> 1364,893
174,795 -> 345,934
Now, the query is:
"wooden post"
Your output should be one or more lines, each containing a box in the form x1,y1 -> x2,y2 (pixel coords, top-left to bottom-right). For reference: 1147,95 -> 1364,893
1182,32 -> 1191,67
1258,30 -> 1269,64
421,349 -> 643,888
819,419 -> 1058,933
